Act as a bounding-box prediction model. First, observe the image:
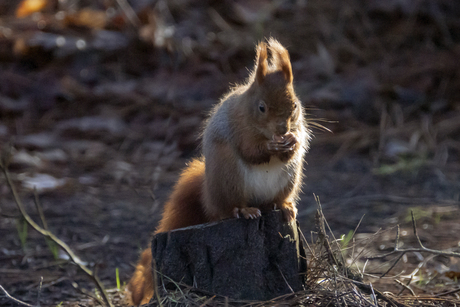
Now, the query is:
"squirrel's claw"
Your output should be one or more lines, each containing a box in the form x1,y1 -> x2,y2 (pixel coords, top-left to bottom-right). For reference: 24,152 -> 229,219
267,132 -> 297,153
233,207 -> 240,218
235,207 -> 262,219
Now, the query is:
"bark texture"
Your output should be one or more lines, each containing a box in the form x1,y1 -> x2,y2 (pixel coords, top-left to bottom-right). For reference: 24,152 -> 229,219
151,210 -> 307,300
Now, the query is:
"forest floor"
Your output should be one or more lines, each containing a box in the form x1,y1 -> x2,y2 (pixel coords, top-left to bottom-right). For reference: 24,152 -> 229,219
1,0 -> 460,306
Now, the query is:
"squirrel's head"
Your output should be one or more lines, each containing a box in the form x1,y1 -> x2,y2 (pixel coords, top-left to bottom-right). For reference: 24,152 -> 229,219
248,38 -> 300,140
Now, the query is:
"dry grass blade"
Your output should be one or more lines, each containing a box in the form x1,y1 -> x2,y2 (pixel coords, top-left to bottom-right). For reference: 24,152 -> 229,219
0,285 -> 36,307
0,151 -> 114,307
395,279 -> 416,297
115,0 -> 141,28
152,259 -> 163,307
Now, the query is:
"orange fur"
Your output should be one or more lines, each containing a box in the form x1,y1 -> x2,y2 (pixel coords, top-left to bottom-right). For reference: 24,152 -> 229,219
155,159 -> 210,233
125,248 -> 154,305
126,159 -> 212,305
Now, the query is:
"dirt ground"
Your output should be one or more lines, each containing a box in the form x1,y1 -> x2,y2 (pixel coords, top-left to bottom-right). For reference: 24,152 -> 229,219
1,0 -> 460,306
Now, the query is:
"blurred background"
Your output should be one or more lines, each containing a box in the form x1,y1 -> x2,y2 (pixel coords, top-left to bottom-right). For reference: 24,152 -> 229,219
1,0 -> 459,305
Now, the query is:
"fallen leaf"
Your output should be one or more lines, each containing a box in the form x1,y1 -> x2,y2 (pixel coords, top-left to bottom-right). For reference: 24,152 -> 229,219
20,173 -> 69,193
16,0 -> 48,18
445,271 -> 460,280
65,8 -> 107,29
442,257 -> 460,281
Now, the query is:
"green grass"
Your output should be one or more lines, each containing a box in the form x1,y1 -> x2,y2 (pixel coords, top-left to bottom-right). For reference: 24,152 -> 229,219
373,156 -> 427,175
16,218 -> 28,250
116,267 -> 121,290
340,230 -> 354,249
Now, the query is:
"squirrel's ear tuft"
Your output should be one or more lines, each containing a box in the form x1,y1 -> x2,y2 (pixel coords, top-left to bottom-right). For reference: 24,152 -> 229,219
268,38 -> 293,84
255,42 -> 268,85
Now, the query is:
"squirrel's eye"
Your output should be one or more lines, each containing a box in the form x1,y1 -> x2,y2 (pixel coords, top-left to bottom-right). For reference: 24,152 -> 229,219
258,101 -> 266,113
294,102 -> 298,109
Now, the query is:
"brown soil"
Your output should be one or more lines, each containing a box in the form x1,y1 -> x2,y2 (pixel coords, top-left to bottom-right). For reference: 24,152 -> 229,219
1,0 -> 460,306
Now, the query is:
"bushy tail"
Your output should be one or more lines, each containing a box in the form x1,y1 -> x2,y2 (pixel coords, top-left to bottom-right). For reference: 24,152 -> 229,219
126,158 -> 208,305
125,248 -> 154,305
155,158 -> 208,233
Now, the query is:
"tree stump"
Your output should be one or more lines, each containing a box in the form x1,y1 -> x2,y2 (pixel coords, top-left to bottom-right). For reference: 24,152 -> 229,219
151,210 -> 307,301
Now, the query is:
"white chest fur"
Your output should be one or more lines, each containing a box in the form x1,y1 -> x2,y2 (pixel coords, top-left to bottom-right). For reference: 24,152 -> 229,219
239,157 -> 291,203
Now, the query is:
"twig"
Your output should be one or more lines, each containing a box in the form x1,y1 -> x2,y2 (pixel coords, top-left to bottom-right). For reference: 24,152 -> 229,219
346,214 -> 365,269
114,0 -> 141,28
369,245 -> 460,259
365,210 -> 460,287
299,227 -> 318,261
435,287 -> 460,297
0,158 -> 114,307
152,259 -> 163,307
315,195 -> 340,269
350,214 -> 365,245
0,285 -> 35,307
380,250 -> 405,278
33,189 -> 48,230
349,229 -> 384,271
71,281 -> 105,306
276,264 -> 294,294
395,279 -> 416,297
368,211 -> 460,265
411,211 -> 424,248
37,276 -> 43,307
199,295 -> 216,307
397,274 -> 413,297
369,282 -> 377,307
351,280 -> 409,307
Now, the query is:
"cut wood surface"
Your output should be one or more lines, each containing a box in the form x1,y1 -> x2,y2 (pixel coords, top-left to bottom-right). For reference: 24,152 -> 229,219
151,210 -> 307,301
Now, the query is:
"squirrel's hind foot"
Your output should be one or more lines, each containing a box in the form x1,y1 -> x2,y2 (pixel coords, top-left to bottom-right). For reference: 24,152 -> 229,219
277,202 -> 297,222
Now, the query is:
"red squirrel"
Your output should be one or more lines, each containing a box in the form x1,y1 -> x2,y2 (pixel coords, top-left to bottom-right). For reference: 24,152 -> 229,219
126,38 -> 310,305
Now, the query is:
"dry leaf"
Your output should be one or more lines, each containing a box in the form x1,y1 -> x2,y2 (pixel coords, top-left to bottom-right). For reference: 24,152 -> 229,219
16,0 -> 48,18
443,257 -> 460,280
65,8 -> 107,29
445,271 -> 460,280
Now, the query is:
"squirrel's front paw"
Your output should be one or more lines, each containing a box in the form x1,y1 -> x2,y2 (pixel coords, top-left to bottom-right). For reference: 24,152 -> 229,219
233,207 -> 261,219
267,133 -> 297,154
